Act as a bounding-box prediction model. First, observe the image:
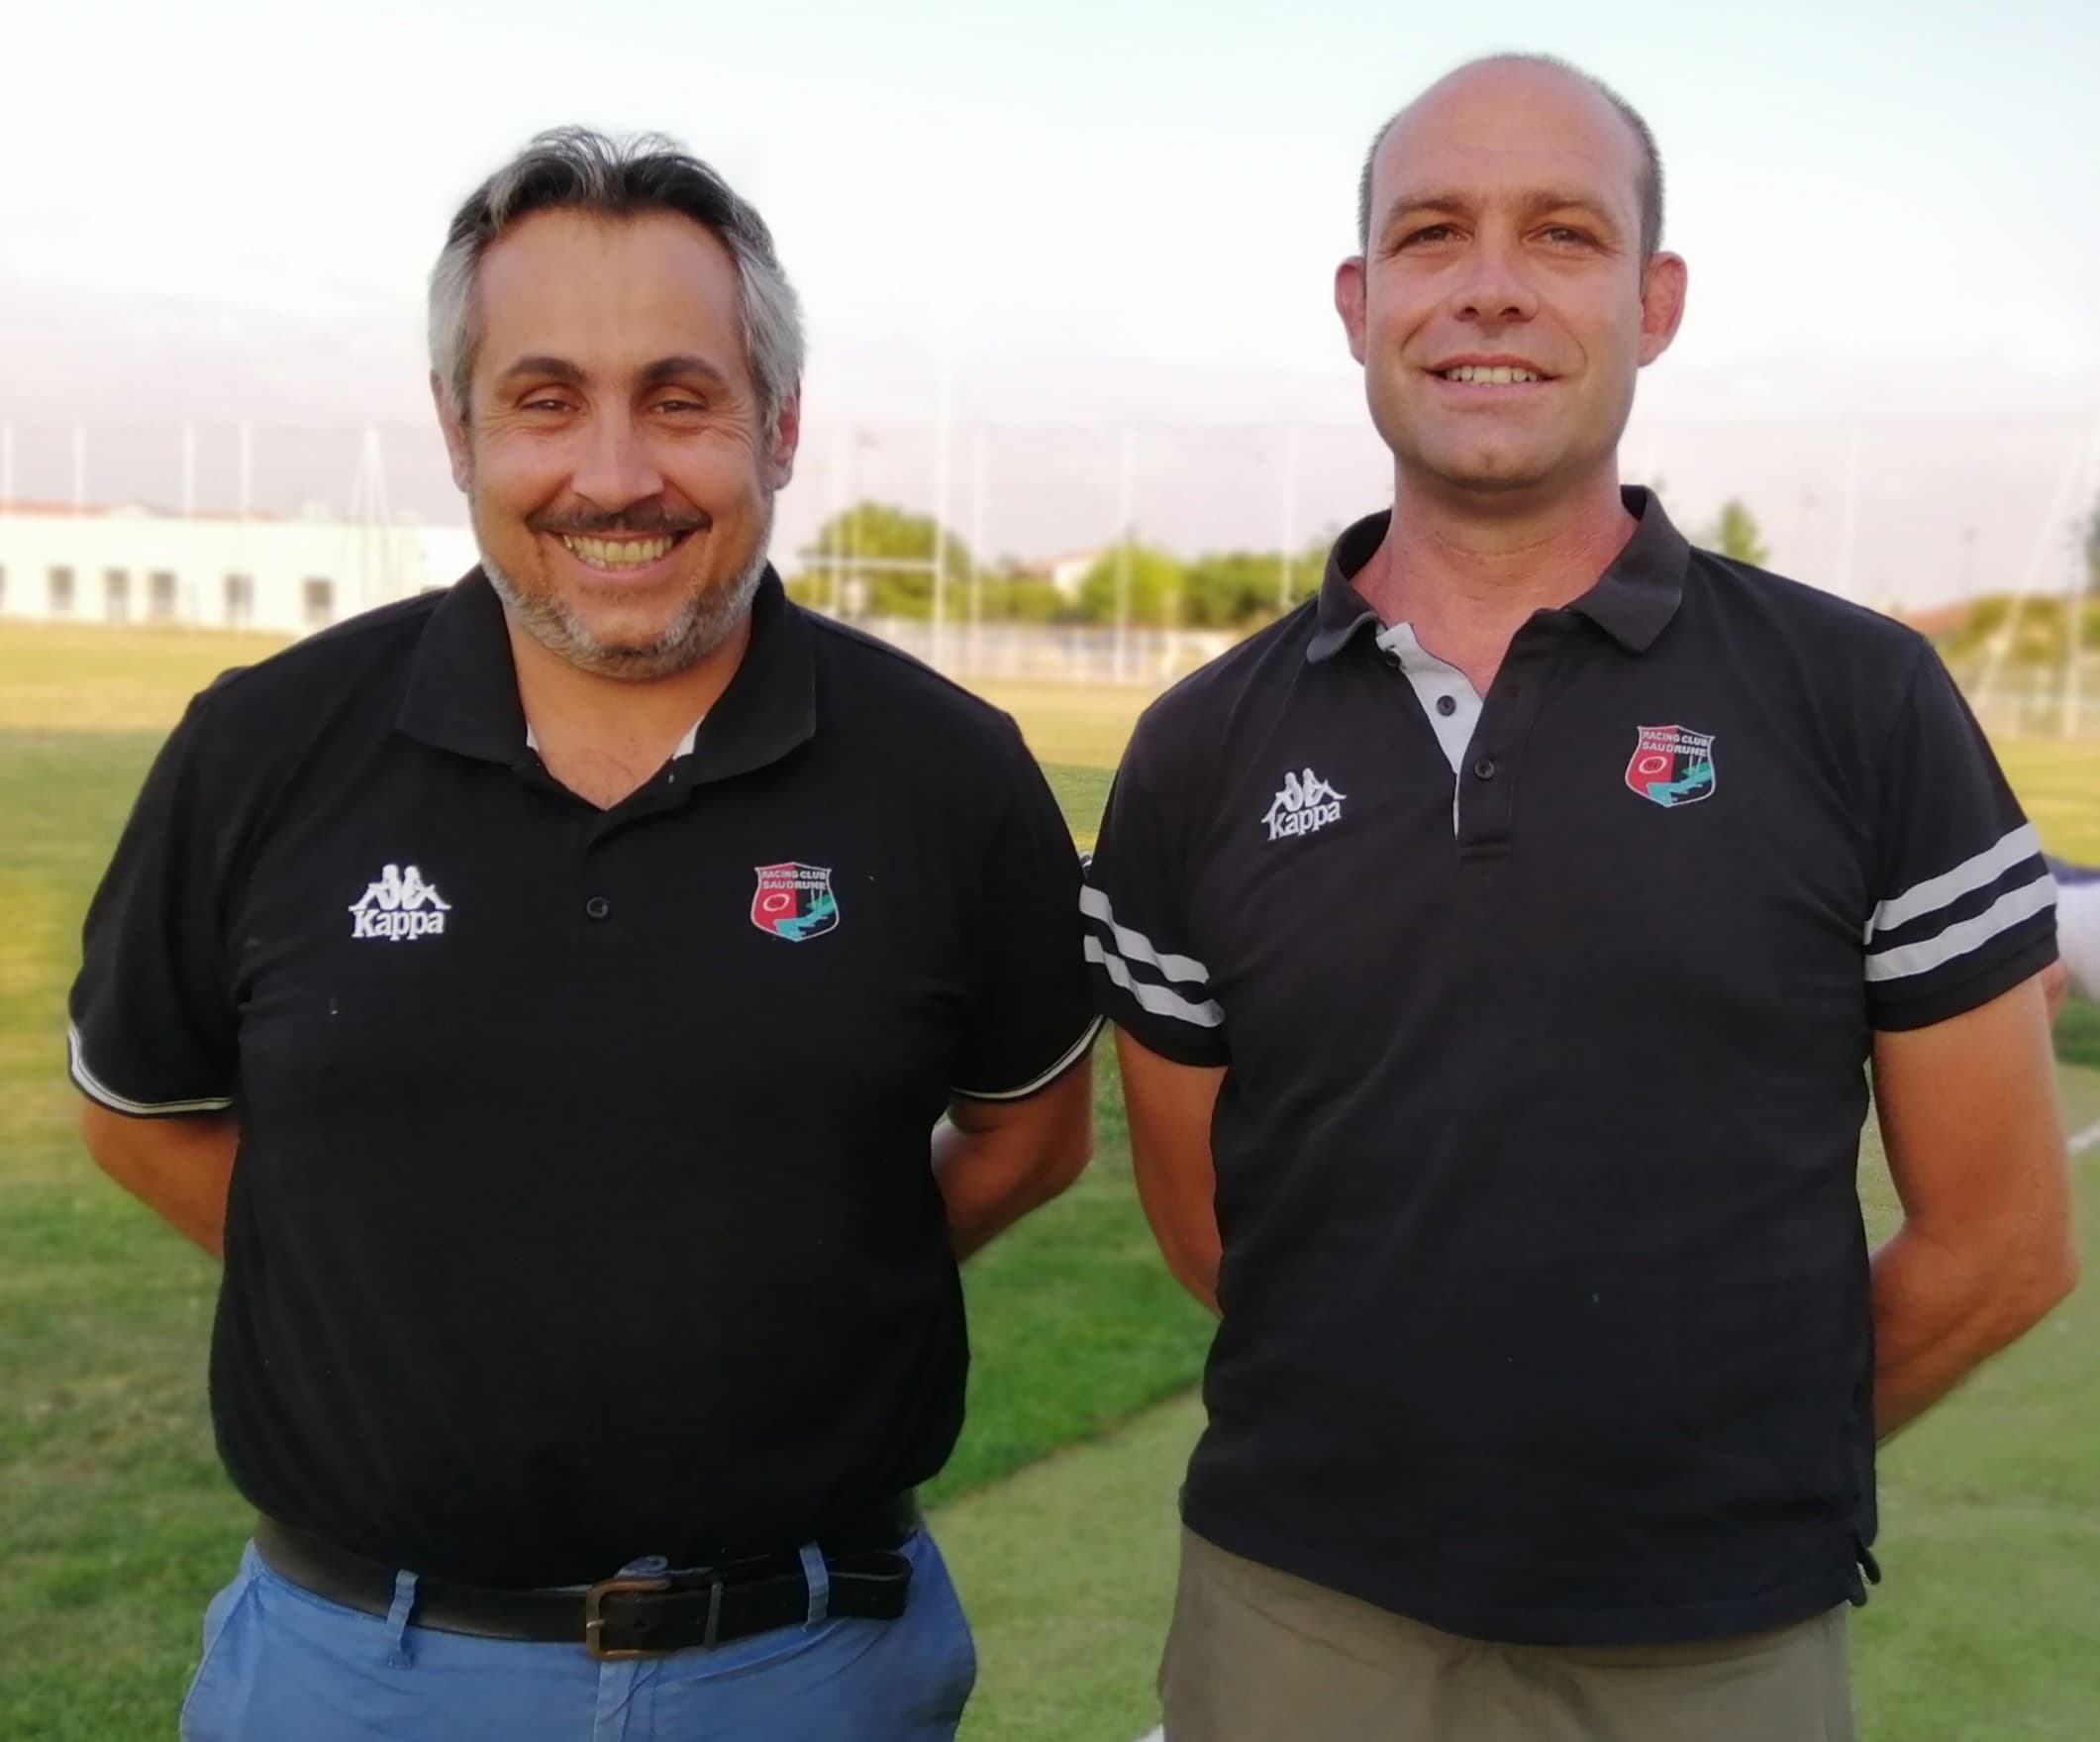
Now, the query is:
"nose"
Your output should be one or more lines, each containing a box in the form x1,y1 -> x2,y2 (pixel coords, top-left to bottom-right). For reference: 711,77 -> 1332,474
568,406 -> 665,510
1446,233 -> 1539,328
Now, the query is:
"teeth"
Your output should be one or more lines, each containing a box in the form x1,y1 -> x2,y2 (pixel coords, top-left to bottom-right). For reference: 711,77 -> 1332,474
559,535 -> 677,567
1443,364 -> 1543,384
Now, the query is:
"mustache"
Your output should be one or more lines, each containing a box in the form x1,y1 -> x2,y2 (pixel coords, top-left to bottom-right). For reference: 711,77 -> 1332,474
527,505 -> 712,536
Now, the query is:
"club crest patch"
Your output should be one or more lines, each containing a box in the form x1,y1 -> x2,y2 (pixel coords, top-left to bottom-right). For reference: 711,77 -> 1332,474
1625,725 -> 1717,809
751,862 -> 841,942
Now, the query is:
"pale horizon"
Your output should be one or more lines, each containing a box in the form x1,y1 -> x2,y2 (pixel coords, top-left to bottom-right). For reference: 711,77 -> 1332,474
4,0 -> 2097,608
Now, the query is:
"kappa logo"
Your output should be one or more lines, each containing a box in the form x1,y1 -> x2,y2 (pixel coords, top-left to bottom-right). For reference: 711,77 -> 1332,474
1625,724 -> 1718,809
349,863 -> 452,941
751,862 -> 841,942
1262,768 -> 1348,842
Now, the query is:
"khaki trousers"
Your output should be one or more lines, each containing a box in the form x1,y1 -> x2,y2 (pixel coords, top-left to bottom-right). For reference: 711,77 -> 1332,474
1160,1528 -> 1853,1742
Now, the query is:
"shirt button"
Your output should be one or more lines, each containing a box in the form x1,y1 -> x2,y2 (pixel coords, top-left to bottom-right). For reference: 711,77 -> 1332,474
1472,758 -> 1497,781
1436,694 -> 1457,716
584,895 -> 612,921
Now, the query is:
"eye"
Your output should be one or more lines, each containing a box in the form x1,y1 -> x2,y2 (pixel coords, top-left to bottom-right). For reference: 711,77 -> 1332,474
1541,225 -> 1595,247
1399,224 -> 1457,249
521,395 -> 574,413
653,396 -> 710,414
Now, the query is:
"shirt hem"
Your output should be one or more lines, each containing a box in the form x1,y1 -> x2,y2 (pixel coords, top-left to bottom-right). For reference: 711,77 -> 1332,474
1180,1494 -> 1859,1649
1867,931 -> 2059,1033
950,1015 -> 1103,1101
67,1024 -> 236,1118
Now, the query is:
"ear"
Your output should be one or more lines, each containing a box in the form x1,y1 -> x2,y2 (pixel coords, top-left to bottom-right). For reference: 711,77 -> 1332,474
1334,256 -> 1370,366
431,371 -> 472,492
764,385 -> 803,491
1636,252 -> 1688,367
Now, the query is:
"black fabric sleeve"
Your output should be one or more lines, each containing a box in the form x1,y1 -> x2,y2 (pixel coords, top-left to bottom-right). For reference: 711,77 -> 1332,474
1863,646 -> 2057,1031
949,732 -> 1100,1099
1081,718 -> 1229,1069
67,693 -> 239,1114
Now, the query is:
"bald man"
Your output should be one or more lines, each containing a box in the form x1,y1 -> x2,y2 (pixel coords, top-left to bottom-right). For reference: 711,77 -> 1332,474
1083,53 -> 2073,1742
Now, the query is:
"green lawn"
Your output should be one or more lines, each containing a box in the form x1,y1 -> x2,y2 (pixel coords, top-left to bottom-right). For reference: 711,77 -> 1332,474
2,686 -> 2095,1741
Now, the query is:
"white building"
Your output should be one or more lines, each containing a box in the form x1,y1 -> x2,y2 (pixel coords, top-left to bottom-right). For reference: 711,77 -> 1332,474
0,503 -> 478,637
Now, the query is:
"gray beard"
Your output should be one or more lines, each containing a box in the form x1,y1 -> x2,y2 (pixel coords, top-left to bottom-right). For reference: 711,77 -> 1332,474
483,501 -> 773,683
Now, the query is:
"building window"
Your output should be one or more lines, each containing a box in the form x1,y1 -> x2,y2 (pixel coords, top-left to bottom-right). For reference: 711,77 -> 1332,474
105,568 -> 131,625
225,573 -> 253,628
149,569 -> 177,624
50,566 -> 74,616
302,577 -> 335,629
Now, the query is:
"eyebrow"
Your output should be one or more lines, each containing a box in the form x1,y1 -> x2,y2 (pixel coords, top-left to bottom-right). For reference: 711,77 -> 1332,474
495,355 -> 586,387
493,354 -> 735,391
637,355 -> 733,391
1379,188 -> 1624,238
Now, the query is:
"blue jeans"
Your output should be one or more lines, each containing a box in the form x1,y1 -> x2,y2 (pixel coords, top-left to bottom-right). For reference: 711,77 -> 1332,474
179,1532 -> 976,1741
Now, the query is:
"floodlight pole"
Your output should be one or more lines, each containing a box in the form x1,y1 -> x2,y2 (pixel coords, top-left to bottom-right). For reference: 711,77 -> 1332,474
931,358 -> 953,671
1277,424 -> 1299,613
1974,428 -> 2086,728
968,428 -> 988,675
1116,429 -> 1135,684
827,426 -> 847,613
1834,422 -> 1862,599
2062,412 -> 2100,739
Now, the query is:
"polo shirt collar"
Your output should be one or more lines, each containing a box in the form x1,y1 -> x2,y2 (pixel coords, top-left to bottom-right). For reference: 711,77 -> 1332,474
1304,485 -> 1689,664
396,565 -> 816,782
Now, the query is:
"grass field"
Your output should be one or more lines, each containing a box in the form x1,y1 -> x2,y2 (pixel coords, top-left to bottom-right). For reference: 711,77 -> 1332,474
2,618 -> 2097,1742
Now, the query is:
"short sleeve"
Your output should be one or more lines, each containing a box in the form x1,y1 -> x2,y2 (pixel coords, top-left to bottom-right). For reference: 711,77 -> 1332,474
949,734 -> 1101,1100
67,693 -> 240,1114
1082,723 -> 1229,1068
1863,648 -> 2057,1031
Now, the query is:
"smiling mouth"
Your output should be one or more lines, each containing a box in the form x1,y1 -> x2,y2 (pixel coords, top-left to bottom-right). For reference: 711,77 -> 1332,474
555,533 -> 688,570
1434,364 -> 1549,385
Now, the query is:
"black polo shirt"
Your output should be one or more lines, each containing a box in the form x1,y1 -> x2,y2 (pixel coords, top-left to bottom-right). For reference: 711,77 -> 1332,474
69,568 -> 1095,1588
1084,488 -> 2057,1647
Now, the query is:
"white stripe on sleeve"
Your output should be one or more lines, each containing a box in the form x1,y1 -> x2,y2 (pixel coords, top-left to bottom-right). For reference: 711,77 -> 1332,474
67,1023 -> 235,1117
1084,938 -> 1225,1028
1078,886 -> 1211,985
1864,871 -> 2056,983
1866,823 -> 2043,941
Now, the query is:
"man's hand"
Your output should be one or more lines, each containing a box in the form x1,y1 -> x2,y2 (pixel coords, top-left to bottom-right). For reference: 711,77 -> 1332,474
1869,972 -> 2077,1439
935,1056 -> 1095,1259
77,1100 -> 239,1257
1114,1028 -> 1227,1316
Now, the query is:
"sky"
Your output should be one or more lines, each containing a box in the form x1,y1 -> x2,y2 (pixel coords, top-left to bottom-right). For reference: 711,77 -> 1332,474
3,0 -> 2097,606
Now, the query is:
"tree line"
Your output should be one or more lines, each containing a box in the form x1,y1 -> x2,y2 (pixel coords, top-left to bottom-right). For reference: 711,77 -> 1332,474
784,491 -> 2100,637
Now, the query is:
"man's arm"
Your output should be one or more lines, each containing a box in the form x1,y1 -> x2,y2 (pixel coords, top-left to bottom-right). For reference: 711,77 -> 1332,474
935,1059 -> 1094,1259
76,1100 -> 238,1258
1115,1028 -> 1226,1316
1869,972 -> 2077,1439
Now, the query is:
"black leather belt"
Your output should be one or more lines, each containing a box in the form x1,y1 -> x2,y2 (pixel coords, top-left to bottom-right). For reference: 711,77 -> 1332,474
252,1501 -> 917,1660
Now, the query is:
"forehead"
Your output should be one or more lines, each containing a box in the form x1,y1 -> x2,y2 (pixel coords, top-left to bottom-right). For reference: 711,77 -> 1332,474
1374,63 -> 1641,219
472,207 -> 747,380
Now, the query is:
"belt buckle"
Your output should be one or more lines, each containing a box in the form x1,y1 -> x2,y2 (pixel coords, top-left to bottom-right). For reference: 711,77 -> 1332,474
582,1574 -> 677,1661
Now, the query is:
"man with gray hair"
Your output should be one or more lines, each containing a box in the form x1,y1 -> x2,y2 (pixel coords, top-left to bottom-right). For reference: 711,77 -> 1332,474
1086,53 -> 2072,1741
70,128 -> 1097,1740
